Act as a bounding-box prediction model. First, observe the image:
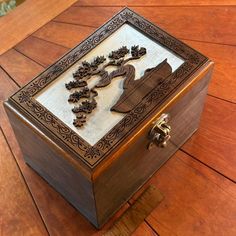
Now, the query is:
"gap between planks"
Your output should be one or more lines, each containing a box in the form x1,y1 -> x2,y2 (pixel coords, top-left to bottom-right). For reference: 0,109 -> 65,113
0,0 -> 78,55
180,149 -> 236,184
103,185 -> 163,236
0,125 -> 50,236
72,5 -> 236,8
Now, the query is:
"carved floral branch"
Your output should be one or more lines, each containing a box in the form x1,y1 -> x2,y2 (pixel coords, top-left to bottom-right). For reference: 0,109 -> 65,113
65,45 -> 146,127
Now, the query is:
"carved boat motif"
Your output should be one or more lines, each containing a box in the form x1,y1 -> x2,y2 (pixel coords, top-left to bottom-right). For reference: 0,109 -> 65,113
111,59 -> 172,113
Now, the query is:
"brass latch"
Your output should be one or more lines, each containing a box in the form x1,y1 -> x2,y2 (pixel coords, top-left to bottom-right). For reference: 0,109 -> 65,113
148,113 -> 171,150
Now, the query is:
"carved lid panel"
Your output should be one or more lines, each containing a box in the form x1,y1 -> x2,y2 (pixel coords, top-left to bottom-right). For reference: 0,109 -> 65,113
10,8 -> 207,168
34,24 -> 184,146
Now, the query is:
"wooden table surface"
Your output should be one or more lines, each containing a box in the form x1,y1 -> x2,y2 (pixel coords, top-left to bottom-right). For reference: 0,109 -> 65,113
1,1 -> 236,235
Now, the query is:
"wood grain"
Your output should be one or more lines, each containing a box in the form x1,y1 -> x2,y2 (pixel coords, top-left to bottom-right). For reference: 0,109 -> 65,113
183,39 -> 236,103
14,36 -> 68,68
34,21 -> 95,49
0,49 -> 43,86
0,67 -> 18,101
0,128 -> 48,236
133,222 -> 158,236
5,40 -> 210,228
104,186 -> 163,236
74,0 -> 236,6
145,150 -> 236,236
54,6 -> 236,45
182,96 -> 236,181
0,0 -> 77,55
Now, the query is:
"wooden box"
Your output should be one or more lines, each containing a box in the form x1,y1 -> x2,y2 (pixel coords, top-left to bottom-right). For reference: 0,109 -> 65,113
4,8 -> 213,228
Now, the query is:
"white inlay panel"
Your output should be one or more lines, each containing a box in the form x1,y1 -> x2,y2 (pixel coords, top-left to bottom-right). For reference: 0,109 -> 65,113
35,24 -> 184,145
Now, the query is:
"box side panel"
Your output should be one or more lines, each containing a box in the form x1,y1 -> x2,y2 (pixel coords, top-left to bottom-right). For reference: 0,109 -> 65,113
94,67 -> 213,227
4,104 -> 98,225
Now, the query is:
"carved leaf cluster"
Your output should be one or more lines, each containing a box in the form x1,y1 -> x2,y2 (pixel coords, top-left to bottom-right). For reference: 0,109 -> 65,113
70,89 -> 98,127
65,45 -> 147,128
68,87 -> 90,103
108,46 -> 129,60
73,114 -> 86,127
73,56 -> 106,80
72,99 -> 97,114
131,45 -> 146,58
65,80 -> 87,90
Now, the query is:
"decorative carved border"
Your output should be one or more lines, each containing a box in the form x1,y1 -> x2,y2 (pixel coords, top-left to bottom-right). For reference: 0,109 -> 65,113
10,8 -> 207,168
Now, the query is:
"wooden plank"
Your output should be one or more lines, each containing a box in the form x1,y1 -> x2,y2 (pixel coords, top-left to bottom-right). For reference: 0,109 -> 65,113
145,150 -> 236,236
74,0 -> 236,6
104,186 -> 162,236
0,128 -> 48,235
54,6 -> 236,45
179,149 -> 236,198
34,21 -> 95,48
132,222 -> 158,236
183,39 -> 236,103
0,67 -> 18,101
182,96 -> 236,181
0,49 -> 43,87
14,36 -> 68,67
0,0 -> 77,55
54,6 -> 121,28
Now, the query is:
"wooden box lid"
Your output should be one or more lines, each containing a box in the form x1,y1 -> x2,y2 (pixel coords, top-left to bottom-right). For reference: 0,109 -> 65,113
7,8 -> 208,169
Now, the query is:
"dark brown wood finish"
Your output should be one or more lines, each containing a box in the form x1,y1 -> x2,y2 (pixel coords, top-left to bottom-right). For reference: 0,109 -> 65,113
0,25 -> 155,235
3,7 -> 214,228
